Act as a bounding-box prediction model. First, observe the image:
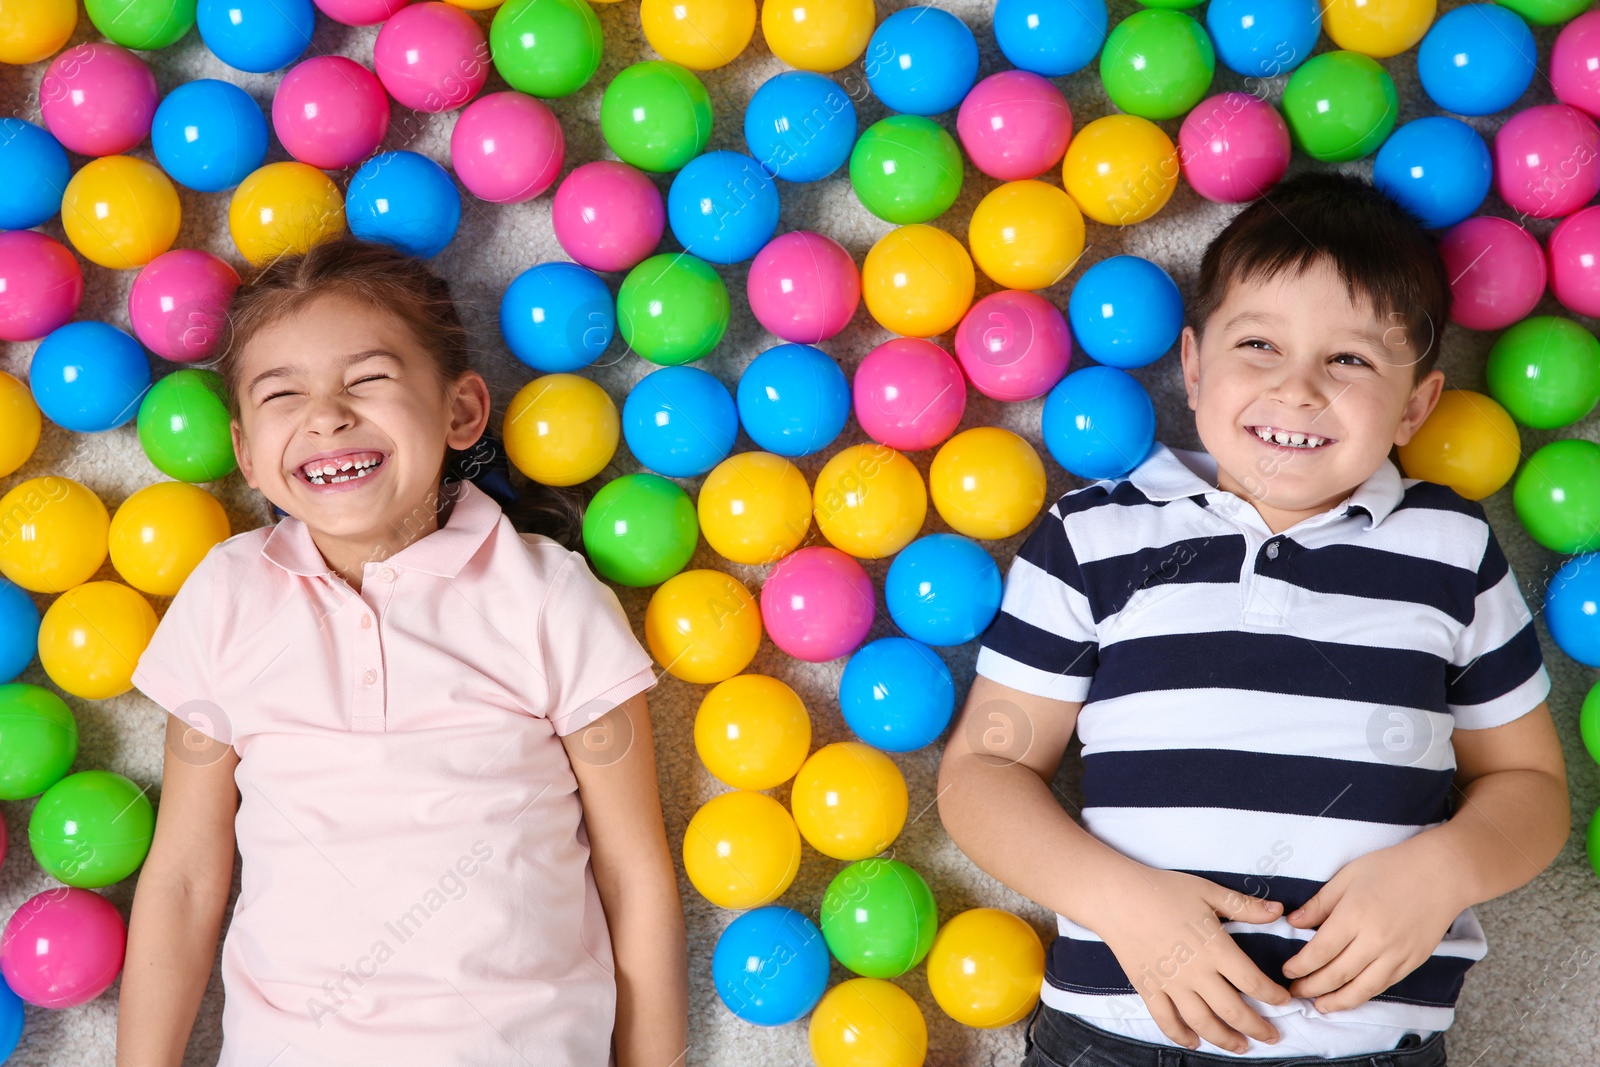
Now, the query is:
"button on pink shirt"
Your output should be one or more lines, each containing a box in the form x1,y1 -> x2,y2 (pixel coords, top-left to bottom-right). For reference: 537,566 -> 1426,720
131,479 -> 657,1066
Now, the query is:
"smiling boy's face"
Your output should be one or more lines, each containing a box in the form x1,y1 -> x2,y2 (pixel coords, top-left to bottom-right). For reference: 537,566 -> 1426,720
1180,256 -> 1446,535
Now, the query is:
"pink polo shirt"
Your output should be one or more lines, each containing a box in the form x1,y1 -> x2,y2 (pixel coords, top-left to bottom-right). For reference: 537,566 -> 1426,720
130,478 -> 657,1066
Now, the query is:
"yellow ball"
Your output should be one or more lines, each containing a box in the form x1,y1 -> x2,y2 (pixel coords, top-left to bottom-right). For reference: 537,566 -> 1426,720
0,0 -> 77,65
61,156 -> 181,270
229,162 -> 347,269
0,371 -> 41,478
502,373 -> 619,487
1323,0 -> 1435,58
926,908 -> 1044,1028
697,451 -> 812,565
762,0 -> 876,73
683,789 -> 802,908
1398,389 -> 1521,502
968,180 -> 1085,291
109,482 -> 232,597
442,0 -> 502,7
791,741 -> 908,861
862,224 -> 975,339
641,0 -> 756,70
814,444 -> 927,559
0,477 -> 110,593
645,568 -> 762,683
809,978 -> 928,1067
1062,114 -> 1179,226
930,428 -> 1046,540
694,673 -> 812,790
38,581 -> 159,700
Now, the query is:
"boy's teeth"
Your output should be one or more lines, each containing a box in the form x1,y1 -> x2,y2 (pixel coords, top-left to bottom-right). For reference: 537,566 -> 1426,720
1254,426 -> 1325,449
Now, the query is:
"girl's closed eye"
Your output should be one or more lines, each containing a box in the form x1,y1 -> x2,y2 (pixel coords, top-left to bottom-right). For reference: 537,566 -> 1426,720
262,374 -> 391,402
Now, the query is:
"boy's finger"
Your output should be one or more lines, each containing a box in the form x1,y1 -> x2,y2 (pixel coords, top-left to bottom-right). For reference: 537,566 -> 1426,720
1311,959 -> 1393,1014
1170,987 -> 1251,1055
1289,940 -> 1373,1000
1218,948 -> 1293,1007
1146,992 -> 1201,1051
1206,883 -> 1284,924
1198,976 -> 1282,1046
1281,922 -> 1357,981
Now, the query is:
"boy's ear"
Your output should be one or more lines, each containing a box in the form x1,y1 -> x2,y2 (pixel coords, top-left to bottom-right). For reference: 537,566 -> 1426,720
1394,368 -> 1447,447
1180,326 -> 1201,411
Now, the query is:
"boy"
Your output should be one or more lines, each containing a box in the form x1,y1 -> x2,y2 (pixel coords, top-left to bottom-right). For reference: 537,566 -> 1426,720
938,173 -> 1570,1064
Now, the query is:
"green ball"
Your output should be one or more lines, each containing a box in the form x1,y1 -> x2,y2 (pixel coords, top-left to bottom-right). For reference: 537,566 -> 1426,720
1588,804 -> 1600,881
1581,681 -> 1600,766
85,0 -> 196,49
0,683 -> 78,801
1140,0 -> 1204,7
137,368 -> 237,483
490,0 -> 604,99
849,116 -> 964,225
1486,316 -> 1600,430
617,253 -> 730,366
1495,0 -> 1592,26
600,61 -> 713,174
30,769 -> 155,888
819,857 -> 938,978
1100,9 -> 1215,121
582,474 -> 699,587
1513,438 -> 1600,554
1281,51 -> 1398,162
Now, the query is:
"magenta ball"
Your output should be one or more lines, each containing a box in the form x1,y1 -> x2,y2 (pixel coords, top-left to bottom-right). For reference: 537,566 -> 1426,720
272,57 -> 390,171
954,289 -> 1072,402
313,0 -> 412,24
1548,205 -> 1600,318
39,43 -> 158,157
760,546 -> 876,663
552,161 -> 666,273
1179,93 -> 1291,204
853,338 -> 967,452
1494,104 -> 1600,220
451,92 -> 565,204
955,70 -> 1073,181
0,887 -> 127,1009
1439,216 -> 1547,331
0,231 -> 84,343
746,231 -> 861,344
1553,12 -> 1600,120
373,2 -> 489,113
129,250 -> 242,363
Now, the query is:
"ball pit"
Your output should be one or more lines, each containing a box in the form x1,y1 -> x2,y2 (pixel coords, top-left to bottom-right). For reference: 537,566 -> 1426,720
552,161 -> 664,273
272,58 -> 389,172
737,344 -> 851,459
451,92 -> 565,205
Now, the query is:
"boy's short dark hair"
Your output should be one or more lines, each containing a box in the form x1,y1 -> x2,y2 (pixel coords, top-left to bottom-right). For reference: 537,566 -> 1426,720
1189,171 -> 1453,384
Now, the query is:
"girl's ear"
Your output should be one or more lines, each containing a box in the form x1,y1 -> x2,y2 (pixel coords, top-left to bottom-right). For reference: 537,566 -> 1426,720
446,371 -> 492,450
230,418 -> 258,489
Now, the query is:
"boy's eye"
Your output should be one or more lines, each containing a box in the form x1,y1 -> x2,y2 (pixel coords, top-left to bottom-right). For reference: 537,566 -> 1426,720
1239,338 -> 1273,351
1331,353 -> 1371,368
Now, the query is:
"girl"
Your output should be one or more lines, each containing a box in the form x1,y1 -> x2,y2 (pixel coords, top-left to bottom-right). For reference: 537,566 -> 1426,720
117,236 -> 687,1066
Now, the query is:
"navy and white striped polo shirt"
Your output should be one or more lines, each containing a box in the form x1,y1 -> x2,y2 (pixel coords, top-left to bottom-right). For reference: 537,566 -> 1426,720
975,441 -> 1550,1054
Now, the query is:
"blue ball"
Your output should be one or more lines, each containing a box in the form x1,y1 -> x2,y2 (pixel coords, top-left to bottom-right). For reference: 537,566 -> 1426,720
1068,256 -> 1183,369
744,71 -> 858,183
993,0 -> 1107,77
197,0 -> 314,73
623,365 -> 738,478
667,151 -> 780,265
151,79 -> 268,193
736,343 -> 850,458
712,906 -> 829,1026
0,970 -> 21,1064
1545,553 -> 1600,667
347,151 -> 463,259
1373,117 -> 1492,230
31,322 -> 151,434
0,577 -> 39,685
865,6 -> 979,116
1206,0 -> 1320,79
1417,4 -> 1535,117
885,533 -> 1001,647
500,262 -> 615,373
1041,365 -> 1156,481
839,637 -> 956,752
0,119 -> 69,230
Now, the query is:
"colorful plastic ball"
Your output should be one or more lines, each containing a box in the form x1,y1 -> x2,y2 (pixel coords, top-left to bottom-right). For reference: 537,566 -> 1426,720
683,790 -> 801,909
644,569 -> 762,684
39,43 -> 157,158
1178,92 -> 1292,204
1396,390 -> 1520,501
29,769 -> 155,885
85,0 -> 196,51
108,483 -> 229,597
1513,439 -> 1600,554
926,909 -> 1045,1029
150,80 -> 267,196
968,180 -> 1085,292
747,231 -> 860,344
312,0 -> 411,22
228,162 -> 347,268
1498,0 -> 1592,25
581,473 -> 698,587
1550,206 -> 1600,317
502,373 -> 618,487
617,253 -> 730,365
838,639 -> 955,753
1585,680 -> 1600,764
865,6 -> 978,117
698,452 -> 813,566
0,231 -> 82,343
129,250 -> 241,364
992,0 -> 1107,77
884,533 -> 1001,647
0,0 -> 77,64
1438,216 -> 1547,331
929,428 -> 1046,541
849,116 -> 964,225
489,0 -> 603,98
853,339 -> 966,453
623,365 -> 738,478
136,368 -> 237,483
1486,316 -> 1600,430
499,262 -> 614,374
0,478 -> 109,594
1100,9 -> 1215,122
0,119 -> 69,229
373,2 -> 487,113
1549,554 -> 1600,666
820,859 -> 938,979
956,71 -> 1073,182
0,581 -> 37,684
1281,51 -> 1398,163
792,742 -> 908,860
0,684 -> 77,800
552,162 -> 664,272
0,887 -> 126,1010
713,907 -> 829,1026
1042,366 -> 1158,481
641,0 -> 755,70
197,0 -> 313,73
1322,0 -> 1435,58
600,61 -> 712,173
1553,12 -> 1600,120
452,91 -> 564,205
744,71 -> 858,183
1494,104 -> 1600,220
695,674 -> 812,790
0,967 -> 19,1059
1205,0 -> 1319,78
270,58 -> 388,173
861,225 -> 975,339
760,546 -> 876,663
61,156 -> 181,271
37,583 -> 157,702
0,372 -> 40,480
1061,114 -> 1179,226
736,344 -> 851,459
1417,4 -> 1535,117
346,151 -> 462,259
762,0 -> 875,73
30,322 -> 151,434
813,444 -> 928,560
667,151 -> 780,265
1068,255 -> 1182,369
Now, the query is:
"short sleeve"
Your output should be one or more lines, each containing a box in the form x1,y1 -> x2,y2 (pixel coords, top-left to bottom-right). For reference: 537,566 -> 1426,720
535,552 -> 657,737
1447,523 -> 1550,730
130,550 -> 230,744
974,503 -> 1099,703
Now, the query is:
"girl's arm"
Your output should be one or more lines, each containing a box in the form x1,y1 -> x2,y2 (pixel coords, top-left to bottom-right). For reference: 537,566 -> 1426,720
117,714 -> 240,1066
562,689 -> 688,1067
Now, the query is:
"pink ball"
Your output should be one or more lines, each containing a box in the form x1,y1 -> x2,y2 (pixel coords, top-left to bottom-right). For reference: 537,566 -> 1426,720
0,887 -> 127,1009
451,92 -> 565,204
955,70 -> 1073,181
1178,93 -> 1291,204
313,0 -> 413,24
746,231 -> 861,344
373,2 -> 489,114
1439,216 -> 1548,331
39,43 -> 158,157
1548,205 -> 1600,318
0,231 -> 84,343
1494,104 -> 1600,220
1553,11 -> 1600,120
272,57 -> 391,171
853,339 -> 967,452
552,161 -> 666,273
759,546 -> 876,663
129,250 -> 243,363
954,290 -> 1071,402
